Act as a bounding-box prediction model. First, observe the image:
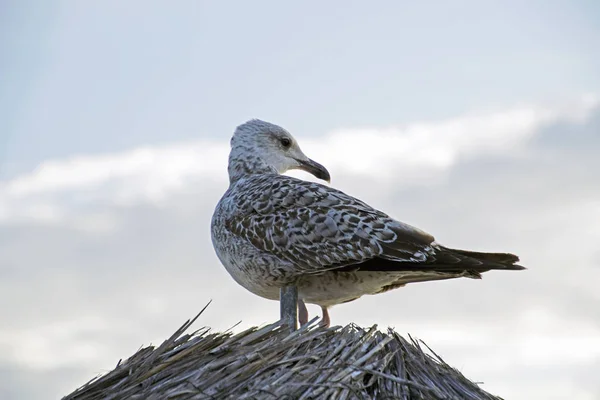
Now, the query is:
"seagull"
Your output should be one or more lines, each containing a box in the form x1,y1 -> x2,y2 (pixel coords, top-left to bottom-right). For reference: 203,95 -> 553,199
211,119 -> 525,327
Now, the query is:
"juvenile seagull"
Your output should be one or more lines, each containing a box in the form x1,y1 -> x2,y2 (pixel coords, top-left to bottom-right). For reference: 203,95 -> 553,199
211,119 -> 525,327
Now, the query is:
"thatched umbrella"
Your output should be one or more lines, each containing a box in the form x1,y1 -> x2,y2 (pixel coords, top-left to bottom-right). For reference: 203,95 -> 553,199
63,302 -> 502,400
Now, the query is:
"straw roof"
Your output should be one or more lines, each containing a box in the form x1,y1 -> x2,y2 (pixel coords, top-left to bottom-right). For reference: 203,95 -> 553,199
63,305 -> 502,400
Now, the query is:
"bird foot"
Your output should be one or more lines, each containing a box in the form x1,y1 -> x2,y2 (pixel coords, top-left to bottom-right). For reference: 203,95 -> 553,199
298,299 -> 308,325
320,306 -> 330,328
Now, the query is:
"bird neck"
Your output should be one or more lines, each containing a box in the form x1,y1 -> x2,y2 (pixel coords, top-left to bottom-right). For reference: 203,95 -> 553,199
228,153 -> 278,184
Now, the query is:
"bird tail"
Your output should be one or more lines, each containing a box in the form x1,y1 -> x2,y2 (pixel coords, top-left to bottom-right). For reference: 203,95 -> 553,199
442,247 -> 526,271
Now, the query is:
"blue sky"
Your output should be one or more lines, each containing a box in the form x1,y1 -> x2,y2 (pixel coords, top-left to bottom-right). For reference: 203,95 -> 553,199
2,1 -> 599,175
1,2 -> 600,400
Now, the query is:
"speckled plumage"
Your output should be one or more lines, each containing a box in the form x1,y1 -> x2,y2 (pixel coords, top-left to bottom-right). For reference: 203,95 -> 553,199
211,119 -> 525,324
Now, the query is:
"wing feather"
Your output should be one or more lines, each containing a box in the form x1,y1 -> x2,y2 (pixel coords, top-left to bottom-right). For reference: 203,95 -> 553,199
223,173 -> 524,280
225,175 -> 438,274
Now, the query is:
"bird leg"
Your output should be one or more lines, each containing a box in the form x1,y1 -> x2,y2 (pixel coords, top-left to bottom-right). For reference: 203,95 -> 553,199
298,298 -> 309,326
320,306 -> 330,328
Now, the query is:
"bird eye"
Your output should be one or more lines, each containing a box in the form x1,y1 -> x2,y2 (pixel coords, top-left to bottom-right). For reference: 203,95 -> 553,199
280,137 -> 292,148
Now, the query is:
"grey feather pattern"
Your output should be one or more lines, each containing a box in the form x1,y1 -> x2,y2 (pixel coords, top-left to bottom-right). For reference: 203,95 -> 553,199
223,174 -> 437,274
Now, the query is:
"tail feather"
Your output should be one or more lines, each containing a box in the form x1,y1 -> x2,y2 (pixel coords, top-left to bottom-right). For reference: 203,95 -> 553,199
441,246 -> 526,271
335,245 -> 526,274
447,248 -> 519,263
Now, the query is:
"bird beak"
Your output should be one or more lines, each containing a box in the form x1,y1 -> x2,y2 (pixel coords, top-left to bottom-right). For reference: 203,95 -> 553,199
295,158 -> 331,183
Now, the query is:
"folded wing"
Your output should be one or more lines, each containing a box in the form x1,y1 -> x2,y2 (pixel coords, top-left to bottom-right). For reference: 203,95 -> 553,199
226,175 -> 524,279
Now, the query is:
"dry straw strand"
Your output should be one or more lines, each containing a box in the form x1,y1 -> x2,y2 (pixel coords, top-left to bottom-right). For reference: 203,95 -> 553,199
63,305 -> 503,400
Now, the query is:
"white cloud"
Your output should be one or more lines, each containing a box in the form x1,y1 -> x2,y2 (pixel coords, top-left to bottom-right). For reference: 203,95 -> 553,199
0,316 -> 113,371
0,142 -> 230,228
298,93 -> 599,181
1,94 -> 597,229
3,142 -> 230,198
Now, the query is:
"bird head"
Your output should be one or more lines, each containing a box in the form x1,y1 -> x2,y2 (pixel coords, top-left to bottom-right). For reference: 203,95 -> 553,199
230,119 -> 331,182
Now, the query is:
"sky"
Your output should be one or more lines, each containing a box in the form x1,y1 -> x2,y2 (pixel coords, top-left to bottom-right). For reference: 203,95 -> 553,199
1,1 -> 599,399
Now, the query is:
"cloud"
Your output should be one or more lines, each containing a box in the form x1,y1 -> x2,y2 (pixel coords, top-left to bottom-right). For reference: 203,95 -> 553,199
300,93 -> 598,180
1,94 -> 597,227
1,95 -> 599,400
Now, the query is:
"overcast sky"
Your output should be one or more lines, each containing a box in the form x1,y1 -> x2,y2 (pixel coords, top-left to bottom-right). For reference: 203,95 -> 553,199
1,1 -> 600,400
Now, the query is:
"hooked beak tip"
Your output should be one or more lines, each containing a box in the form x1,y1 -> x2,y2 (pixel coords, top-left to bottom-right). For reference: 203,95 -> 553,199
296,158 -> 331,183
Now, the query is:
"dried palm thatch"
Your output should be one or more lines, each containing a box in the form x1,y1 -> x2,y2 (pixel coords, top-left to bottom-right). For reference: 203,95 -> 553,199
63,304 -> 502,400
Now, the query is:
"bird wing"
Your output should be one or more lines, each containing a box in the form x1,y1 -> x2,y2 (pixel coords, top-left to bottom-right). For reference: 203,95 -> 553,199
224,175 -> 522,276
